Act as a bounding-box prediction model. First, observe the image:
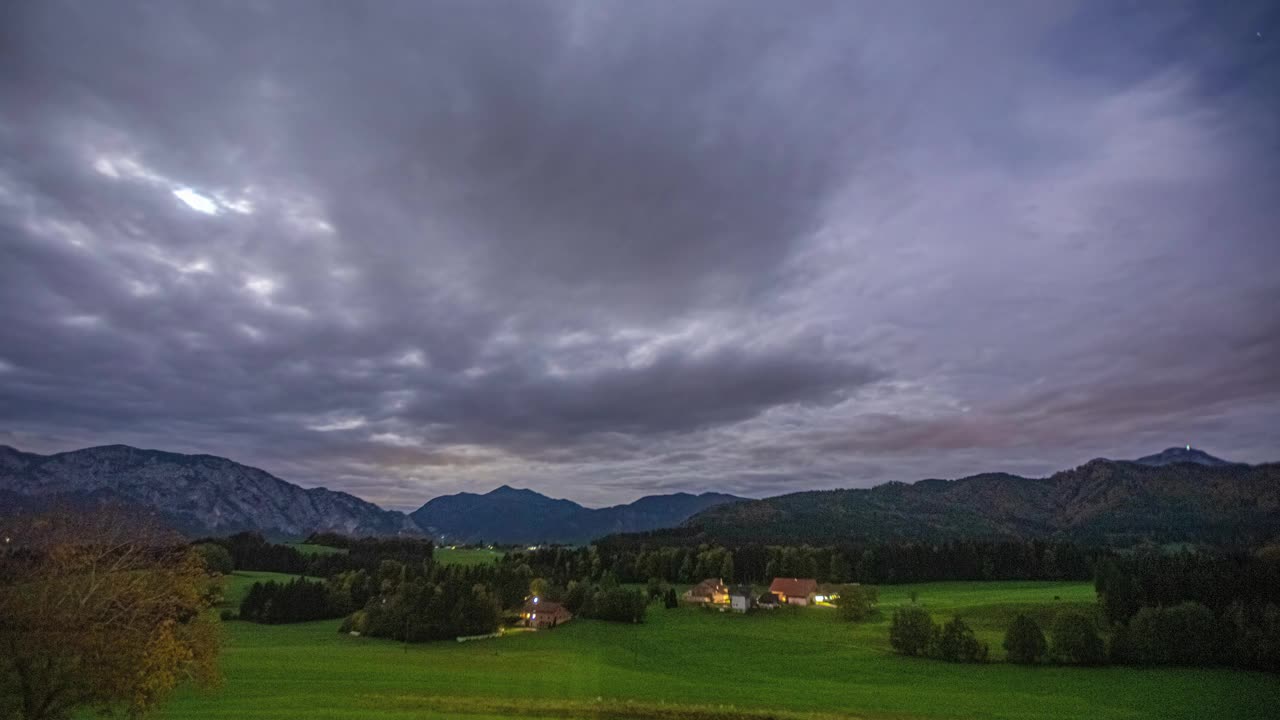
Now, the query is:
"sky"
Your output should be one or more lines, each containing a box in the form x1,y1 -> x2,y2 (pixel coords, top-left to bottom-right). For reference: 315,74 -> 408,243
1,1 -> 1278,509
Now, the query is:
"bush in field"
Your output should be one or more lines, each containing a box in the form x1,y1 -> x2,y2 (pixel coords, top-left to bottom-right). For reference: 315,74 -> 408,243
836,585 -> 878,622
664,588 -> 679,609
1127,602 -> 1220,666
931,616 -> 988,663
889,606 -> 934,656
1003,614 -> 1048,664
1051,611 -> 1105,665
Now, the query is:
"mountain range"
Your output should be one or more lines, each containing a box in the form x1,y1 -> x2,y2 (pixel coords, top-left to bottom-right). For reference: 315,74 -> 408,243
655,450 -> 1279,546
0,444 -> 740,542
409,485 -> 741,544
2,444 -> 1275,546
0,444 -> 417,537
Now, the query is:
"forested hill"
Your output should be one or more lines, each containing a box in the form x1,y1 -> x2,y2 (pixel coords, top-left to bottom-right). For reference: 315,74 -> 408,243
665,458 -> 1280,546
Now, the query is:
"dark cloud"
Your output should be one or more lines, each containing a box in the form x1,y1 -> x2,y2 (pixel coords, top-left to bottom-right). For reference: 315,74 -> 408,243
1,0 -> 1277,507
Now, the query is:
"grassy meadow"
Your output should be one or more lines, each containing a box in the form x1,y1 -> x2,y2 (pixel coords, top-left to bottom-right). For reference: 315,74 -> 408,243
286,542 -> 349,556
167,577 -> 1278,720
434,546 -> 506,565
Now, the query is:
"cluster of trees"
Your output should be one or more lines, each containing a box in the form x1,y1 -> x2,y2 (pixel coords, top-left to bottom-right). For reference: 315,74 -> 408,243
1095,550 -> 1280,671
526,576 -> 649,623
517,539 -> 1099,586
341,575 -> 502,642
238,577 -> 342,624
998,612 -> 1106,666
888,607 -> 989,662
569,584 -> 648,623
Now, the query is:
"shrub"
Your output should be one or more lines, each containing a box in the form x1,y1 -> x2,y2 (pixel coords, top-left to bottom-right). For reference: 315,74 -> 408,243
889,606 -> 934,656
1051,611 -> 1106,665
1127,602 -> 1220,666
836,585 -> 878,622
219,609 -> 237,622
1003,614 -> 1048,664
932,616 -> 988,663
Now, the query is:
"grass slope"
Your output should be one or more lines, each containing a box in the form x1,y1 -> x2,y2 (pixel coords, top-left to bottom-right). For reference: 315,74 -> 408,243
165,580 -> 1277,720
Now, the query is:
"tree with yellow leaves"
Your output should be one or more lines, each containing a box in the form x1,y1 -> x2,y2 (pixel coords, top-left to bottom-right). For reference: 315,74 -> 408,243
0,507 -> 219,720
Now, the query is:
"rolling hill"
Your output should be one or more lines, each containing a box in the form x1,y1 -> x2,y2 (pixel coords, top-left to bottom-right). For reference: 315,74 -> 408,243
656,451 -> 1279,546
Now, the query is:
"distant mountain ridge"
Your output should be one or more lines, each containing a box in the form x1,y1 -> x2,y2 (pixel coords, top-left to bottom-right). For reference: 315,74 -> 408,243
0,444 -> 418,538
0,444 -> 744,543
410,485 -> 744,544
1133,446 -> 1239,467
4,443 -> 1273,546
664,450 -> 1278,546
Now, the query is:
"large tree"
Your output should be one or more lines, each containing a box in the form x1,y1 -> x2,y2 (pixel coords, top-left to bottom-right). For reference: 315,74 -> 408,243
0,509 -> 220,720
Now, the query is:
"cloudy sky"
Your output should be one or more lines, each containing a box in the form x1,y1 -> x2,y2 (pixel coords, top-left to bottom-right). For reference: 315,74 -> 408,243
1,1 -> 1277,509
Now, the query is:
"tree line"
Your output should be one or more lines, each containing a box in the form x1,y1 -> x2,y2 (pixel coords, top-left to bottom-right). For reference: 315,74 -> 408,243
509,539 -> 1099,586
883,547 -> 1280,672
196,532 -> 436,577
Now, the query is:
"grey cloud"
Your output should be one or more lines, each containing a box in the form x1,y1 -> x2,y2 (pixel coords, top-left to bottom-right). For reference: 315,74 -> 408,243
2,0 -> 1278,507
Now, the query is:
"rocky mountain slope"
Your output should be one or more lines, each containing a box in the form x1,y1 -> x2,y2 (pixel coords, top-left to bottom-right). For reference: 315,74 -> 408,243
410,485 -> 743,544
0,444 -> 419,538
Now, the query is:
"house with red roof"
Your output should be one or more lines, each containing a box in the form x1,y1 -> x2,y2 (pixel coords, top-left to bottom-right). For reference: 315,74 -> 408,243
768,577 -> 819,606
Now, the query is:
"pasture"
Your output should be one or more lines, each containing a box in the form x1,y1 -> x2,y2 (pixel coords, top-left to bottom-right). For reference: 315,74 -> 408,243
167,579 -> 1278,720
286,542 -> 348,556
434,546 -> 506,565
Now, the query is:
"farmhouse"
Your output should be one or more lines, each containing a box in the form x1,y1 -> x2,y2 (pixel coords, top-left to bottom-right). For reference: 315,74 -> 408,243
683,578 -> 729,604
768,578 -> 819,606
521,598 -> 572,629
729,585 -> 754,613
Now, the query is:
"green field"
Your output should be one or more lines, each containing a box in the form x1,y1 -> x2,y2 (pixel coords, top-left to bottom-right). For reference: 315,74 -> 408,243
434,547 -> 505,565
164,578 -> 1278,719
286,542 -> 349,556
219,571 -> 314,609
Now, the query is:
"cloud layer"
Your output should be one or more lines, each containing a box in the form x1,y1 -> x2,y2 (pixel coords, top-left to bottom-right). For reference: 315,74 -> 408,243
2,0 -> 1278,507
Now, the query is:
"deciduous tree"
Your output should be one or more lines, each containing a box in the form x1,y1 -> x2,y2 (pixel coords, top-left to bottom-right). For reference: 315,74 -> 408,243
1003,614 -> 1048,664
0,509 -> 219,720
